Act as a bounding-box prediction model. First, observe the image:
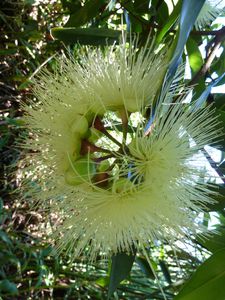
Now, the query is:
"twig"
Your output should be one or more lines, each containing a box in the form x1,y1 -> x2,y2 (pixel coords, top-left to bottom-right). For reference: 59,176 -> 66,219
202,148 -> 225,184
80,139 -> 114,155
93,116 -> 122,148
93,154 -> 114,163
189,26 -> 225,85
120,108 -> 129,145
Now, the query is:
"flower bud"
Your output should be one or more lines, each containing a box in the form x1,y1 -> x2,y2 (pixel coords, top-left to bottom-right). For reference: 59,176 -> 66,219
112,178 -> 134,194
65,157 -> 95,186
98,160 -> 110,172
88,127 -> 103,143
71,115 -> 89,137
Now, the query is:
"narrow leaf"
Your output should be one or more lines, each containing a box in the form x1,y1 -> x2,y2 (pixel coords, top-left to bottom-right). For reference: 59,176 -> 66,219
194,73 -> 225,108
0,279 -> 18,295
108,250 -> 136,298
206,184 -> 225,211
174,248 -> 225,300
156,0 -> 182,44
197,228 -> 225,253
51,27 -> 121,45
65,0 -> 106,28
186,36 -> 205,99
186,37 -> 203,74
168,0 -> 206,79
159,260 -> 172,284
136,256 -> 155,279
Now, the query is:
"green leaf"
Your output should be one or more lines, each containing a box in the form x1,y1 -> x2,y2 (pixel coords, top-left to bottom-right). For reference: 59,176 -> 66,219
159,260 -> 172,284
194,73 -> 225,108
0,49 -> 17,55
168,0 -> 206,79
186,36 -> 205,99
186,37 -> 203,74
133,0 -> 150,14
0,203 -> 8,226
206,184 -> 225,211
0,198 -> 3,213
61,0 -> 82,14
51,27 -> 121,45
197,228 -> 225,253
167,249 -> 200,263
0,231 -> 12,247
108,250 -> 136,298
219,161 -> 225,175
211,47 -> 225,77
96,276 -> 110,287
65,0 -> 106,27
174,248 -> 225,300
156,0 -> 182,44
156,1 -> 169,26
0,279 -> 18,295
135,256 -> 155,279
213,94 -> 225,110
0,251 -> 19,266
40,246 -> 52,258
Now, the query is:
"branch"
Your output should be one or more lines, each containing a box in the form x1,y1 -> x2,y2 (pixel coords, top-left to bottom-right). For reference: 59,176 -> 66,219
192,30 -> 220,36
189,26 -> 225,85
202,148 -> 225,184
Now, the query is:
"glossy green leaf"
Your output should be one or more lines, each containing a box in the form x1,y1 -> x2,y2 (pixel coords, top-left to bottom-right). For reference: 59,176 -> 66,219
0,198 -> 2,213
217,109 -> 225,123
108,250 -> 136,298
96,276 -> 110,287
156,1 -> 169,26
136,256 -> 155,279
174,248 -> 225,300
186,37 -> 203,74
213,94 -> 225,110
159,260 -> 172,284
65,0 -> 106,27
0,230 -> 12,246
211,48 -> 225,77
40,246 -> 52,258
0,279 -> 18,295
219,161 -> 225,175
51,27 -> 121,45
206,184 -> 225,211
0,49 -> 17,55
197,228 -> 225,253
167,249 -> 200,263
133,0 -> 150,14
194,73 -> 225,108
168,0 -> 206,78
156,0 -> 182,44
61,0 -> 82,14
186,36 -> 205,99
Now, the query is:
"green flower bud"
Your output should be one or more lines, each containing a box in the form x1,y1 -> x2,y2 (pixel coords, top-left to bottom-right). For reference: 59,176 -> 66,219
65,157 -> 95,186
88,127 -> 103,143
112,178 -> 134,193
98,160 -> 110,172
71,115 -> 89,137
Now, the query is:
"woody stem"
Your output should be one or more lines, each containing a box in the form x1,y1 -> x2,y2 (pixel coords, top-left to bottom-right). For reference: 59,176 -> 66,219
93,116 -> 122,148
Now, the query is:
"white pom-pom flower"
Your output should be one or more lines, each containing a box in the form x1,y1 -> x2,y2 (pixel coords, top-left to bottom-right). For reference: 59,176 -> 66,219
21,40 -> 221,260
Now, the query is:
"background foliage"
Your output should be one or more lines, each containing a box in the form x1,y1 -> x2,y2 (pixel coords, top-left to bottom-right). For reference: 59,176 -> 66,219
1,0 -> 225,299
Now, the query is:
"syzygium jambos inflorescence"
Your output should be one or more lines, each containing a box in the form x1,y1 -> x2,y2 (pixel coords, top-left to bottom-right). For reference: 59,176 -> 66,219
21,39 -> 221,260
